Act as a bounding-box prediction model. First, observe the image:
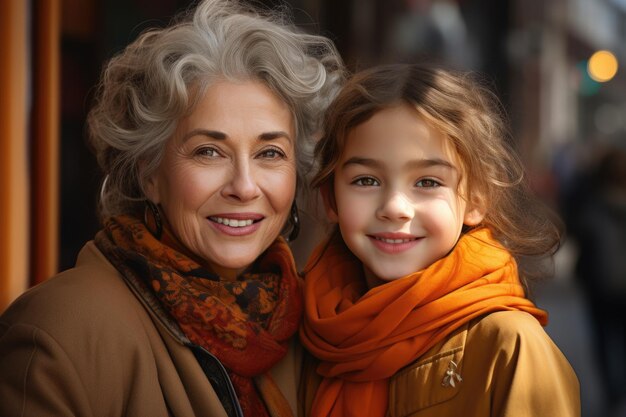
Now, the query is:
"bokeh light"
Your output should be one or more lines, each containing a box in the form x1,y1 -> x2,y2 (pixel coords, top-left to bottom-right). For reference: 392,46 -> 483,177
587,50 -> 618,82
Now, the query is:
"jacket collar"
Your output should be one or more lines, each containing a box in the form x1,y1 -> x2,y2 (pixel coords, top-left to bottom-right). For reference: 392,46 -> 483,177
82,241 -> 191,345
388,322 -> 469,416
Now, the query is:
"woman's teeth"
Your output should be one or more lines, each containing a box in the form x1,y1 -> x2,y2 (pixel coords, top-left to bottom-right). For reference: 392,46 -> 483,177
211,217 -> 254,227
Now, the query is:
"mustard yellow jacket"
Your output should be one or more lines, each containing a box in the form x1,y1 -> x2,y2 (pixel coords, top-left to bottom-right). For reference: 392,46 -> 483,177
0,242 -> 302,417
300,311 -> 580,417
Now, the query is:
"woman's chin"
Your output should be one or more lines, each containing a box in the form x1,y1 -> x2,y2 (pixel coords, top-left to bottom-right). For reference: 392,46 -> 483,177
206,260 -> 250,281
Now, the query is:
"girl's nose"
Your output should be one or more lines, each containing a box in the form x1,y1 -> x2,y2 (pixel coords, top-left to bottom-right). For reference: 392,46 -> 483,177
221,160 -> 261,202
376,191 -> 414,222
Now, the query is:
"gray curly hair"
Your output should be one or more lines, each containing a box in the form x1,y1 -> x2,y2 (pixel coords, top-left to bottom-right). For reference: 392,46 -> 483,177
88,0 -> 344,220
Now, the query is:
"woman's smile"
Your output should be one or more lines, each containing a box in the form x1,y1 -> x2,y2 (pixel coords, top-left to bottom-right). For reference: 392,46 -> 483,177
208,213 -> 264,235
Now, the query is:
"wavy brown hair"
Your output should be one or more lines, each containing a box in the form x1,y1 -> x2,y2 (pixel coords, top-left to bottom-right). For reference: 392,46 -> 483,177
312,64 -> 562,286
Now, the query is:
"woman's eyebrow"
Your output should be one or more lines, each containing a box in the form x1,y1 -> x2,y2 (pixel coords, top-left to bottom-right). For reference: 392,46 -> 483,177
182,129 -> 227,142
259,131 -> 293,142
181,129 -> 292,142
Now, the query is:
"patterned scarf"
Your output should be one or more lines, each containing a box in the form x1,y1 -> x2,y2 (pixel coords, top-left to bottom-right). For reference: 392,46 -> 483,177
95,215 -> 302,417
300,228 -> 547,417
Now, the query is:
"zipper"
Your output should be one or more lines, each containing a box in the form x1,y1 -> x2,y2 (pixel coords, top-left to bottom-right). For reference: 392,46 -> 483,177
189,344 -> 244,417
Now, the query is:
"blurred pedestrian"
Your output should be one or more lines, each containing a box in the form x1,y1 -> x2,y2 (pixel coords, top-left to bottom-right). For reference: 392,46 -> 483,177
566,143 -> 626,412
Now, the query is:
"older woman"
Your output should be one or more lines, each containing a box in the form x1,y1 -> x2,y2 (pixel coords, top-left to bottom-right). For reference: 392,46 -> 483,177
0,1 -> 343,416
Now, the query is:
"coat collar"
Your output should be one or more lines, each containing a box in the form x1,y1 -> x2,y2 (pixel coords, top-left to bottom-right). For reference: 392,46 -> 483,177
80,241 -> 191,345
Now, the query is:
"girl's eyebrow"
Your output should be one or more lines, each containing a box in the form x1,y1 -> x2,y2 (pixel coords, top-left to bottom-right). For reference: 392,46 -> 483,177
342,156 -> 457,171
341,156 -> 381,169
406,158 -> 457,171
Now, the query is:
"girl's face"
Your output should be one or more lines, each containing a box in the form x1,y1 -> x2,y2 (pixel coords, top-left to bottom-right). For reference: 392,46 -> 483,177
327,103 -> 484,288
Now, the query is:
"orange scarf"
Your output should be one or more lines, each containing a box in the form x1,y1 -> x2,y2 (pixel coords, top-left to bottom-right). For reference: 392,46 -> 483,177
96,215 -> 302,417
300,228 -> 547,417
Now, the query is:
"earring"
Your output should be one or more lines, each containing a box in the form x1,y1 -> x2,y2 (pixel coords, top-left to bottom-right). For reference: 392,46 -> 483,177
287,201 -> 300,242
144,200 -> 163,240
99,175 -> 110,203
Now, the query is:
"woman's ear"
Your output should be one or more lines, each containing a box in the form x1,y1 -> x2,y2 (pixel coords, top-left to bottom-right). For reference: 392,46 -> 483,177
320,181 -> 338,223
140,162 -> 160,203
463,192 -> 486,226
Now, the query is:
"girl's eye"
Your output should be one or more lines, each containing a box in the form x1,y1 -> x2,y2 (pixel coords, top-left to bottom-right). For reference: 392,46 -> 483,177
353,177 -> 380,187
416,178 -> 441,188
258,147 -> 286,159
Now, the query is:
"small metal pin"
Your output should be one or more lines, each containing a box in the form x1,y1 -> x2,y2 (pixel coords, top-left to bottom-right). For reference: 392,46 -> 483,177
442,360 -> 463,387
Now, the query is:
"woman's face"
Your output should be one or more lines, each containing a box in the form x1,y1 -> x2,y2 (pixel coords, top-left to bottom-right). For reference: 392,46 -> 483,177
146,80 -> 297,279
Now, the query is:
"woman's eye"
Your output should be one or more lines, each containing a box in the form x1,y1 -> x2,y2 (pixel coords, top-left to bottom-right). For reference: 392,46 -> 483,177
258,148 -> 285,159
195,146 -> 220,158
353,177 -> 379,187
416,178 -> 441,188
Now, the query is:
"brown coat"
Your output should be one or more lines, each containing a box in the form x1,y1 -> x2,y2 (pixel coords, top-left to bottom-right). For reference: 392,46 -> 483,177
300,311 -> 580,417
0,242 -> 302,417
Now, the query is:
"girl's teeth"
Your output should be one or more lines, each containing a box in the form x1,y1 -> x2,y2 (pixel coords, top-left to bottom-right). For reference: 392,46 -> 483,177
376,237 -> 413,244
212,217 -> 254,227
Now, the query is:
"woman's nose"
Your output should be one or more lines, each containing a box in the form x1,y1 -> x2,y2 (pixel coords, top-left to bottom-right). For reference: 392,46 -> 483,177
221,160 -> 261,202
376,191 -> 414,222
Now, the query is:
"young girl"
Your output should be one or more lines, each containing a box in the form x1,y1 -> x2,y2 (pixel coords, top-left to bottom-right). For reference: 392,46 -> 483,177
299,64 -> 580,417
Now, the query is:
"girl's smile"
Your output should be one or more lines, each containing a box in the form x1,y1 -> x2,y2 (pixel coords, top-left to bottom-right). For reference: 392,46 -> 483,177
367,232 -> 422,254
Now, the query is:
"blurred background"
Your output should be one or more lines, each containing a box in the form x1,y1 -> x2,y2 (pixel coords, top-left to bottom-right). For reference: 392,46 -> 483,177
1,0 -> 625,415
